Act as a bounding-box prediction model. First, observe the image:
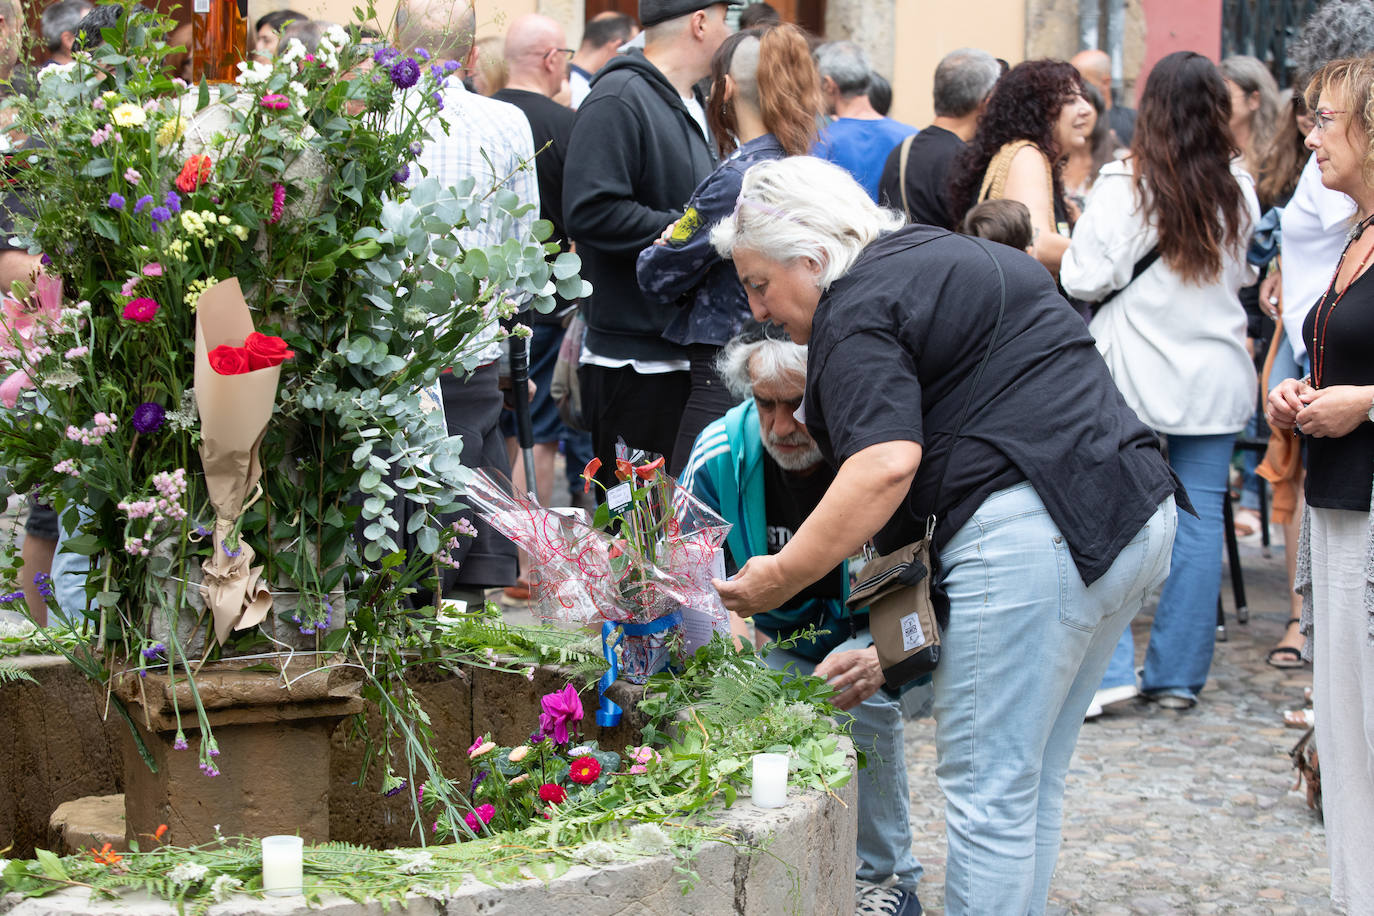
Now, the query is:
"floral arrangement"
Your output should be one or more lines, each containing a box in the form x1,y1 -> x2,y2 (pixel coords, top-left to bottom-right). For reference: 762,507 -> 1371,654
0,2 -> 585,801
463,450 -> 731,726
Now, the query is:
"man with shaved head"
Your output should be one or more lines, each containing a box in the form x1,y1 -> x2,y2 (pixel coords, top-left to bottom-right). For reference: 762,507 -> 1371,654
1071,48 -> 1135,147
491,14 -> 587,597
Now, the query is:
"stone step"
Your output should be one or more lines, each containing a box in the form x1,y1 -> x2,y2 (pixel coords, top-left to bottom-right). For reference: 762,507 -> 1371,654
49,794 -> 126,856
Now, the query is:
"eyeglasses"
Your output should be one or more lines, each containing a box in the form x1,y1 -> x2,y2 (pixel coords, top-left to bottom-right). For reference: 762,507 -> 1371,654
544,47 -> 575,60
1314,109 -> 1348,134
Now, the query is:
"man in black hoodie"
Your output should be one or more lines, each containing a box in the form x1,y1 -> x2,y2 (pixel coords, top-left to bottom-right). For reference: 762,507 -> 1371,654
563,0 -> 732,488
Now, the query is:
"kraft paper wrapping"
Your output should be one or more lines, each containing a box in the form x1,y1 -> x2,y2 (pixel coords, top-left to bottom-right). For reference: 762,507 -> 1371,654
192,279 -> 280,644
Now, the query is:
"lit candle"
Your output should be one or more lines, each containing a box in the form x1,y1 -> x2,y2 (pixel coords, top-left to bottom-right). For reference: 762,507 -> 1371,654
261,835 -> 303,896
751,752 -> 789,808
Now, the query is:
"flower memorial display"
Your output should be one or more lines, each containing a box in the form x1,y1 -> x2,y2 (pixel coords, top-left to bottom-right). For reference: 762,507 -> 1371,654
0,2 -> 587,822
463,447 -> 732,725
418,683 -> 624,840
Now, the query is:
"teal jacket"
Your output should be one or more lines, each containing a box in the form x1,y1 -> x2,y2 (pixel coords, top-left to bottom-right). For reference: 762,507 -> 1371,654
681,400 -> 865,660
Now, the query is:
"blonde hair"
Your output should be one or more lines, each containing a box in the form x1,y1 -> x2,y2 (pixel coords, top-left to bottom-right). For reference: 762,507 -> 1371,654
709,157 -> 905,290
1306,56 -> 1374,186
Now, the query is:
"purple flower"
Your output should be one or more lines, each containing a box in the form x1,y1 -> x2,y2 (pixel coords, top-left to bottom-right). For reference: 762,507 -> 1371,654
443,60 -> 459,73
222,541 -> 242,558
470,769 -> 487,793
194,523 -> 211,537
173,733 -> 189,750
163,191 -> 181,214
409,140 -> 423,157
33,571 -> 53,598
149,206 -> 171,230
429,63 -> 444,83
141,642 -> 166,660
391,164 -> 410,183
131,402 -> 166,434
0,590 -> 24,602
373,46 -> 399,64
107,192 -> 126,210
432,92 -> 443,111
538,683 -> 583,746
40,253 -> 50,266
389,57 -> 420,89
414,47 -> 430,61
133,195 -> 154,214
384,778 -> 408,798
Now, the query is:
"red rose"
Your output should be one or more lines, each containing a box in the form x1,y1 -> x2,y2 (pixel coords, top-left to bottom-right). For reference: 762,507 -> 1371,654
244,331 -> 294,370
207,344 -> 251,375
537,783 -> 567,804
568,755 -> 601,785
634,456 -> 665,481
175,155 -> 212,193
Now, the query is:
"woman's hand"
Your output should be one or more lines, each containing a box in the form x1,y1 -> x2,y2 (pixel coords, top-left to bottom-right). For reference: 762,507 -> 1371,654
1259,267 -> 1282,319
713,555 -> 795,618
1295,385 -> 1374,438
652,217 -> 681,247
1266,376 -> 1313,430
813,647 -> 884,711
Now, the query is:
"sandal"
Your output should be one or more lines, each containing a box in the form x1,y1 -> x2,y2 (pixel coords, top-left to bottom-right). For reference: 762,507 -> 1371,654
1284,707 -> 1314,729
1266,618 -> 1307,669
1233,506 -> 1261,538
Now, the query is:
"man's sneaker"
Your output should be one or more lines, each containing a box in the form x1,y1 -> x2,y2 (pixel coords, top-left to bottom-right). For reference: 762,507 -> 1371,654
855,880 -> 922,916
1085,683 -> 1140,719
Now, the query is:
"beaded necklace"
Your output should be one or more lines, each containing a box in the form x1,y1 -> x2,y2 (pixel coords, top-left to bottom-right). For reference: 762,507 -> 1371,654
1312,212 -> 1374,388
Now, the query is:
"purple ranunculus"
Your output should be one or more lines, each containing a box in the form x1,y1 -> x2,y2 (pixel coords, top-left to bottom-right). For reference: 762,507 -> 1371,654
388,57 -> 421,89
131,401 -> 166,434
538,683 -> 584,746
107,192 -> 126,210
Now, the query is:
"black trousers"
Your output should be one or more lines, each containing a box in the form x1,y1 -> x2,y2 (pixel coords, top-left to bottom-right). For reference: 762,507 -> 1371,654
578,363 -> 689,491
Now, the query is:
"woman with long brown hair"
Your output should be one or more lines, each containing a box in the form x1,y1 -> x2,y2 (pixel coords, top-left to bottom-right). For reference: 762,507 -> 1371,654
636,23 -> 821,471
1062,50 -> 1259,711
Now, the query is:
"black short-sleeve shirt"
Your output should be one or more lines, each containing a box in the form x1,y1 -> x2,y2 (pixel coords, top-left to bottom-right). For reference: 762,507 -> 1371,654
876,125 -> 965,230
803,226 -> 1182,585
1303,267 -> 1374,510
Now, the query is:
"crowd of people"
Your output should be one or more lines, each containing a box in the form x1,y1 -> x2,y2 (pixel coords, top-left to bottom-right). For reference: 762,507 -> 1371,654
2,0 -> 1373,912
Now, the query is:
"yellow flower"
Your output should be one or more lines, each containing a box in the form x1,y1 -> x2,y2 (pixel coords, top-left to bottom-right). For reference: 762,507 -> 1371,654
229,224 -> 248,241
111,103 -> 147,128
156,117 -> 185,146
185,278 -> 212,311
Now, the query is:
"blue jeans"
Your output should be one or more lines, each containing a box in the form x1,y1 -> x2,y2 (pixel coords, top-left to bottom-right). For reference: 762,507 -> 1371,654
933,483 -> 1175,915
764,632 -> 922,892
1101,433 -> 1233,701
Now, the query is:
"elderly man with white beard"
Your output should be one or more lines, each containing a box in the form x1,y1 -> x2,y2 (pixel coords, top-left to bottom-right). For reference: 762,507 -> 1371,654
680,321 -> 923,916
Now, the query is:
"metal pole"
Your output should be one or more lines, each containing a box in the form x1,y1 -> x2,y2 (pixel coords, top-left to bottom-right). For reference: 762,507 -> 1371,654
508,333 -> 539,499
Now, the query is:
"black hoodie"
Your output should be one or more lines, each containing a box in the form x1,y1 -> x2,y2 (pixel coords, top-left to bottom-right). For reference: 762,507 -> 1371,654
563,51 -> 715,362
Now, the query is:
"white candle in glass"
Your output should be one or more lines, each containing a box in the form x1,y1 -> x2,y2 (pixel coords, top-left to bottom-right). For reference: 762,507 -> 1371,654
261,835 -> 304,896
751,752 -> 789,808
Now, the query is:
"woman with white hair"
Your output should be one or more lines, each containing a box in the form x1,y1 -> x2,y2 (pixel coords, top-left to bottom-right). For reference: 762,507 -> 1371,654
710,155 -> 1181,915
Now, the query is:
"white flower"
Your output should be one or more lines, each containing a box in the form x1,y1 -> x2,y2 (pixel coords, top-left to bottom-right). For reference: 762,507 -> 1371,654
36,62 -> 76,84
324,24 -> 350,49
287,80 -> 307,98
578,840 -> 617,865
208,875 -> 242,902
568,745 -> 591,757
277,38 -> 306,66
167,861 -> 210,885
0,619 -> 35,639
235,60 -> 273,86
629,823 -> 671,854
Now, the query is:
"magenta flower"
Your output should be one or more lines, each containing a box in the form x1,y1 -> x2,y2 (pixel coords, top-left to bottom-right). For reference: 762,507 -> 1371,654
538,683 -> 583,746
122,297 -> 159,322
260,94 -> 290,110
269,182 -> 285,224
463,803 -> 495,833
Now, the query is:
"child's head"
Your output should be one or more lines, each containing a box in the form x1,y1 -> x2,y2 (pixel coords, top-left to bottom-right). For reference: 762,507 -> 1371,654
961,199 -> 1034,253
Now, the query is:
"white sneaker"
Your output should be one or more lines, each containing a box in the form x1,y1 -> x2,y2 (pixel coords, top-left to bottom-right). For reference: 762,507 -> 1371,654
1085,684 -> 1139,720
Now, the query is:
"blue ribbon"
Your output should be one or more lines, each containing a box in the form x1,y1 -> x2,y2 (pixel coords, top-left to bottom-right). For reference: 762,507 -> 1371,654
595,611 -> 683,727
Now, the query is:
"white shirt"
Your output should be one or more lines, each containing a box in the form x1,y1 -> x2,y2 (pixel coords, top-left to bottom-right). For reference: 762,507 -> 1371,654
1062,159 -> 1260,435
1279,153 -> 1356,364
415,81 -> 539,366
569,68 -> 592,109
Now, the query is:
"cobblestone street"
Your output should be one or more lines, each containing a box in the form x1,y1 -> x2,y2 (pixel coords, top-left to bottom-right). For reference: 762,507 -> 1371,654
902,529 -> 1330,914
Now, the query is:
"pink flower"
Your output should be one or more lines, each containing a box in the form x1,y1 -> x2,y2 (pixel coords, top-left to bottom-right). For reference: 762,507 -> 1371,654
0,370 -> 32,408
141,263 -> 163,277
463,803 -> 495,833
629,764 -> 647,774
120,276 -> 140,296
64,346 -> 89,359
122,297 -> 159,322
123,167 -> 141,184
90,125 -> 111,146
538,683 -> 583,746
260,94 -> 290,110
269,183 -> 285,224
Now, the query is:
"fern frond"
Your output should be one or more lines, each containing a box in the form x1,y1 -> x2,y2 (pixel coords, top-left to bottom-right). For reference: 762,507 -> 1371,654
0,662 -> 36,685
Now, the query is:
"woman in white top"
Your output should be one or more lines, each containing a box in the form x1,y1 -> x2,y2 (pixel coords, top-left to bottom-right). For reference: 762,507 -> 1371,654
1063,50 -> 1259,710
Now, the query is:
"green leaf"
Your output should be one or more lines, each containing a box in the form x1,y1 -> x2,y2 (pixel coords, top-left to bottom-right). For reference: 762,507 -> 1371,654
80,159 -> 113,179
95,591 -> 121,608
33,849 -> 66,882
464,249 -> 489,279
89,213 -> 120,243
197,76 -> 210,109
59,533 -> 100,556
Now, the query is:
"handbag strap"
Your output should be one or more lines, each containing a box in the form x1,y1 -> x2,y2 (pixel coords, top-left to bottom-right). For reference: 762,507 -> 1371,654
1092,246 -> 1159,312
897,134 -> 916,221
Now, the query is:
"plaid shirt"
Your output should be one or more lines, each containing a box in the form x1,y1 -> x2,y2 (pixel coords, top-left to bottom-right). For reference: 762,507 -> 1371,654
415,80 -> 539,365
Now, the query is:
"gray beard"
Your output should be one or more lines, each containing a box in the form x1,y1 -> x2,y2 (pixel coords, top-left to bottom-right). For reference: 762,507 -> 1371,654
763,436 -> 824,472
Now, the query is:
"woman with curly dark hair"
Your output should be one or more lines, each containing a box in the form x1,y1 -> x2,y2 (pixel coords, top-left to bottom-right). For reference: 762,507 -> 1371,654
947,59 -> 1092,278
1062,50 -> 1259,712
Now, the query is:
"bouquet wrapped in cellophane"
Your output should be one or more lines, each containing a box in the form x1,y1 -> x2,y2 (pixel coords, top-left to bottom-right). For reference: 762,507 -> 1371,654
464,448 -> 731,721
